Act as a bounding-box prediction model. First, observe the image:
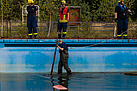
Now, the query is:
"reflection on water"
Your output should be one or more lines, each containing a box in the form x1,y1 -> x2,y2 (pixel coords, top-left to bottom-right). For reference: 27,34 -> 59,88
0,73 -> 137,91
50,74 -> 69,91
58,75 -> 69,88
44,73 -> 70,91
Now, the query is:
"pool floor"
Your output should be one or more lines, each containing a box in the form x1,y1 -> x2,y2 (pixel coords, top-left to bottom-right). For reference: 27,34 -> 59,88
0,73 -> 137,91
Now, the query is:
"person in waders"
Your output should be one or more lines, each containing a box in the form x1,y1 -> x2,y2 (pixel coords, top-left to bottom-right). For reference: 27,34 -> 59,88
115,0 -> 132,39
56,39 -> 72,75
27,0 -> 38,39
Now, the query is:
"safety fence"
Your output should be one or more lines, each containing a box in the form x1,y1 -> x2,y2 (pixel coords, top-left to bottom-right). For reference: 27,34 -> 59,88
0,21 -> 7,31
0,21 -> 137,38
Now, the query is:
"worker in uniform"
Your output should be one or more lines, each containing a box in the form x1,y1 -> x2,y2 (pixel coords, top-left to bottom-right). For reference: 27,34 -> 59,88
58,0 -> 69,39
27,0 -> 38,39
56,39 -> 72,75
115,0 -> 132,39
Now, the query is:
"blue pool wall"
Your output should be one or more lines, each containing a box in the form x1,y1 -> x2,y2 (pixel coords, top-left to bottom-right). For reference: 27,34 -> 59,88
0,39 -> 137,72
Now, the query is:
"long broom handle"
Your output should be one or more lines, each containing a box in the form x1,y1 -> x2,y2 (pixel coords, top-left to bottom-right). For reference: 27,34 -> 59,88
50,25 -> 59,75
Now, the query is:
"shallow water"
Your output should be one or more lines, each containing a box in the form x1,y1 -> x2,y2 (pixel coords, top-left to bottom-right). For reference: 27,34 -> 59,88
0,73 -> 137,91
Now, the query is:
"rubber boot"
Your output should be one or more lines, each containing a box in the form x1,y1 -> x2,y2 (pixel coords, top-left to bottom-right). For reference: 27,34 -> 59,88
124,36 -> 128,39
34,35 -> 37,39
117,36 -> 121,39
63,34 -> 66,39
58,34 -> 61,39
28,36 -> 32,39
67,70 -> 72,75
58,69 -> 62,75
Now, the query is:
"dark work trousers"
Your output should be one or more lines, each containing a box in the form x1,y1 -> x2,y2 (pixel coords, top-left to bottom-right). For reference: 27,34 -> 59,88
57,22 -> 67,39
27,16 -> 37,38
117,19 -> 128,38
58,52 -> 71,74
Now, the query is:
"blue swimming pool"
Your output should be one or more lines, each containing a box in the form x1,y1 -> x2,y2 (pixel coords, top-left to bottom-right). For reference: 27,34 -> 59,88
0,39 -> 137,72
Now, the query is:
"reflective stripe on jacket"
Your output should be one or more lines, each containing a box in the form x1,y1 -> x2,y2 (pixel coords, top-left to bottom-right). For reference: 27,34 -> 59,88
59,7 -> 68,23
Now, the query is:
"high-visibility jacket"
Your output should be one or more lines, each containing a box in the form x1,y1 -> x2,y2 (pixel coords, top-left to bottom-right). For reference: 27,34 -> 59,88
59,7 -> 68,23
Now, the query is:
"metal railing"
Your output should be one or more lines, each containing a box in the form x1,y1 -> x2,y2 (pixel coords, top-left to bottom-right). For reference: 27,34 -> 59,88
51,21 -> 88,31
0,21 -> 7,31
90,22 -> 115,31
0,21 -> 136,38
10,21 -> 48,31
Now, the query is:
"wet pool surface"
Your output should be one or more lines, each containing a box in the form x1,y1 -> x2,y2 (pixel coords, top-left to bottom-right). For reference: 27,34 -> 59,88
0,73 -> 137,91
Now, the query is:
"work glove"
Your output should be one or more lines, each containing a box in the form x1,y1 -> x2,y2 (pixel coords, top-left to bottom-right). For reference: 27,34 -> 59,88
129,11 -> 133,15
56,44 -> 58,47
115,18 -> 118,24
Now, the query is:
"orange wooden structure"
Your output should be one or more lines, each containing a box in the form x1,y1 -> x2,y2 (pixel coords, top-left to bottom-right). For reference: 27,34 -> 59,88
67,6 -> 81,25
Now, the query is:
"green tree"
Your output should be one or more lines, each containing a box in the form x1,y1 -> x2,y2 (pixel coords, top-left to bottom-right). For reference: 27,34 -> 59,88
0,0 -> 24,20
94,0 -> 135,22
35,0 -> 60,37
0,0 -> 137,22
130,0 -> 137,20
35,0 -> 60,21
67,0 -> 92,21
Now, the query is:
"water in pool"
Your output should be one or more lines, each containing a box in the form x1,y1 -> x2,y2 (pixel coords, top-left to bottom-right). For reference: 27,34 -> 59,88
0,73 -> 137,91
